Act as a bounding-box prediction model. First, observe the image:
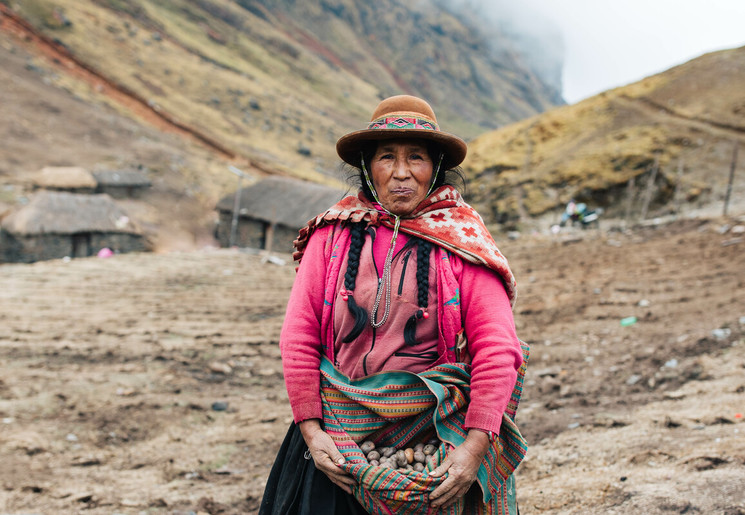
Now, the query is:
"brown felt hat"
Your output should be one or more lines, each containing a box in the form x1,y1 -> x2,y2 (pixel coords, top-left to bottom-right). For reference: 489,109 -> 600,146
336,95 -> 467,170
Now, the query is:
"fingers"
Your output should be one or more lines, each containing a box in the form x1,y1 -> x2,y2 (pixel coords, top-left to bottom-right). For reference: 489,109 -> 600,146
430,475 -> 474,509
301,425 -> 358,493
436,484 -> 472,509
313,452 -> 357,494
324,443 -> 346,467
328,472 -> 355,494
428,457 -> 451,478
429,450 -> 478,508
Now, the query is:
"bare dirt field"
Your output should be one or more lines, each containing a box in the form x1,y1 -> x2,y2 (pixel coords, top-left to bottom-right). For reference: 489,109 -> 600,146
1,215 -> 744,515
1,17 -> 745,515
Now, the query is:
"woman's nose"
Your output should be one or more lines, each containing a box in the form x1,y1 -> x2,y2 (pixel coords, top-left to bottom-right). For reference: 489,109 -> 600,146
392,158 -> 409,178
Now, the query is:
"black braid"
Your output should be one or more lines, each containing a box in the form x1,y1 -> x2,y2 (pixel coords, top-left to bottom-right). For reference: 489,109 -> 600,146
403,239 -> 432,347
341,222 -> 368,343
416,239 -> 431,308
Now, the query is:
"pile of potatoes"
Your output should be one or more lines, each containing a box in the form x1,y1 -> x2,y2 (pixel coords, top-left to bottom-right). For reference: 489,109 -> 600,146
360,438 -> 440,473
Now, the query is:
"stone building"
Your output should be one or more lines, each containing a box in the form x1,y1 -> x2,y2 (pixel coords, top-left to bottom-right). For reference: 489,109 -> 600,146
215,176 -> 347,252
32,166 -> 97,194
92,168 -> 152,199
0,191 -> 148,263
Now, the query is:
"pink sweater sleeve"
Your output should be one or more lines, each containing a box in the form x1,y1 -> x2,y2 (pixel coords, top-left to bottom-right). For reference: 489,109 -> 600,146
456,258 -> 523,435
279,225 -> 333,423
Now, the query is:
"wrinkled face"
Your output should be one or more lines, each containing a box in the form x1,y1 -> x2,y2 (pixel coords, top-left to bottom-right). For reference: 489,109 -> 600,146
369,139 -> 434,217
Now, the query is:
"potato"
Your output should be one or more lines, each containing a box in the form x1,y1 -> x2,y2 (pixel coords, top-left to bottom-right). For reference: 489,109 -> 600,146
360,441 -> 376,454
404,448 -> 414,464
413,450 -> 426,463
395,450 -> 407,467
367,442 -> 439,474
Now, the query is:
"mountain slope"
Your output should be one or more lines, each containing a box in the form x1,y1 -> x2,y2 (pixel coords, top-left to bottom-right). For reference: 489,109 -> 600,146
464,46 -> 745,227
2,0 -> 560,182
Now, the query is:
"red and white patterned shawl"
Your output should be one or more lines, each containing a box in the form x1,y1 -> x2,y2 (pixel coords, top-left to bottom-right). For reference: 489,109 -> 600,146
293,185 -> 517,307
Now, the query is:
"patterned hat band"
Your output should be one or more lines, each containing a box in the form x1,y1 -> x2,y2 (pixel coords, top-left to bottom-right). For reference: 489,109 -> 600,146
367,116 -> 439,131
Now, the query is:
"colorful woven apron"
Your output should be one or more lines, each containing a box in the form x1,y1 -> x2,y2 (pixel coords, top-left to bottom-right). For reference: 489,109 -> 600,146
319,342 -> 529,515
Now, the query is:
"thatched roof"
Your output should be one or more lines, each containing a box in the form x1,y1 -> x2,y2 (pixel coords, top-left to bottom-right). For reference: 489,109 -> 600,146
92,169 -> 152,188
1,191 -> 141,235
217,176 -> 348,227
33,166 -> 97,189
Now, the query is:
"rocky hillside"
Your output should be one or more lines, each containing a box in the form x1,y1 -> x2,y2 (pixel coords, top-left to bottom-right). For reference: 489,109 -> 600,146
1,0 -> 559,182
464,45 -> 745,227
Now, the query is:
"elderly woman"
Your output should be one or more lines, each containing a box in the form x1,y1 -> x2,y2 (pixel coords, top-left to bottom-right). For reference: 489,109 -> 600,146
260,95 -> 526,514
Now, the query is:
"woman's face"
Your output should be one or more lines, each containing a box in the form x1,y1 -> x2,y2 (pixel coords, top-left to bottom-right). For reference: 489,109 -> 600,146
369,139 -> 434,217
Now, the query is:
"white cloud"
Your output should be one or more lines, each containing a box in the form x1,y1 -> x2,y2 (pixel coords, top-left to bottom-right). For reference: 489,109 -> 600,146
461,0 -> 745,103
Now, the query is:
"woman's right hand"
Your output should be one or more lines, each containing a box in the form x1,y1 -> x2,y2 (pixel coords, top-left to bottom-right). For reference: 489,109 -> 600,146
298,419 -> 357,494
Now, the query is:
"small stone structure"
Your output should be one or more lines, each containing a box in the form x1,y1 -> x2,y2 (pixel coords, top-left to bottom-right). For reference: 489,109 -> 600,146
92,168 -> 152,199
32,166 -> 97,194
215,176 -> 347,252
0,191 -> 148,263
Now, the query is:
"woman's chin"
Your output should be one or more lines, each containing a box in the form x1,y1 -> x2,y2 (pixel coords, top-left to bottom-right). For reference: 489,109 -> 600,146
385,202 -> 416,217
382,195 -> 425,216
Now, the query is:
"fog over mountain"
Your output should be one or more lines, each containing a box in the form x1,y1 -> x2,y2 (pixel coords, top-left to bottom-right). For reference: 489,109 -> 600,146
439,0 -> 565,103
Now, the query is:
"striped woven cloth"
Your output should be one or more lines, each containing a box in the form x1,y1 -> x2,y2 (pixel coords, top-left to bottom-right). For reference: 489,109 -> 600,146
320,342 -> 529,515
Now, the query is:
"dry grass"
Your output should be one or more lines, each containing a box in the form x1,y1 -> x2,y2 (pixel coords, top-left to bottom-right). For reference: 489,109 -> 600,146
464,46 -> 745,224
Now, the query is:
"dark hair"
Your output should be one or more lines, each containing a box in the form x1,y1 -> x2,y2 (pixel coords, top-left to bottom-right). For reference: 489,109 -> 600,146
343,140 -> 466,202
340,221 -> 432,346
402,238 -> 431,347
339,139 -> 449,345
341,222 -> 368,343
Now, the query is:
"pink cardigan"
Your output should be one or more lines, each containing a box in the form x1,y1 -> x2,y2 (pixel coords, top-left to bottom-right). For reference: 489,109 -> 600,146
280,224 -> 523,435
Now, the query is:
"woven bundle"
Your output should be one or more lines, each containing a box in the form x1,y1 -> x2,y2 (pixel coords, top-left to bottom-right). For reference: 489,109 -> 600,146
319,344 -> 528,515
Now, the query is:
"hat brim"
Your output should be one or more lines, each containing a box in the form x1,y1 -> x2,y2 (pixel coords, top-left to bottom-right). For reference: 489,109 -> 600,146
336,128 -> 467,170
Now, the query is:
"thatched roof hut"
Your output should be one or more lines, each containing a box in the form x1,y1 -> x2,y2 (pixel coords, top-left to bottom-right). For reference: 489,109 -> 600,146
0,191 -> 147,263
215,176 -> 347,251
92,168 -> 152,198
3,191 -> 139,235
33,166 -> 97,193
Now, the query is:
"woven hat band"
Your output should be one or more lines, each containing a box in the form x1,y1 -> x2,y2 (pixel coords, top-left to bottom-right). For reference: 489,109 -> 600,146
367,116 -> 439,131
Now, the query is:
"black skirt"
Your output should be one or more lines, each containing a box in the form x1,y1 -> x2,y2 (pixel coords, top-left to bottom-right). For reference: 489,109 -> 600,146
259,423 -> 369,515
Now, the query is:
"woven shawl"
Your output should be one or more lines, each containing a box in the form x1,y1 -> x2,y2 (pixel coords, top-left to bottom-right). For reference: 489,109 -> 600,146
320,340 -> 529,515
293,185 -> 517,306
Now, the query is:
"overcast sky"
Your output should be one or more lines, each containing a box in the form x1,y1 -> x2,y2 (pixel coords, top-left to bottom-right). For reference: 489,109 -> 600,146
487,0 -> 745,104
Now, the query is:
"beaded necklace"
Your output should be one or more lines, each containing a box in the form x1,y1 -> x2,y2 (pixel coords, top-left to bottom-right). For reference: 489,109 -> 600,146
358,152 -> 442,328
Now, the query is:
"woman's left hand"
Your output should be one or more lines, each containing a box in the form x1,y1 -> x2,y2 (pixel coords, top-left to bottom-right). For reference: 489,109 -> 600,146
428,429 -> 490,509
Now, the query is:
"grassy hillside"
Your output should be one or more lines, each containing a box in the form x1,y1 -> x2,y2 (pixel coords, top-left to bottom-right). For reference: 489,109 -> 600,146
465,46 -> 745,227
6,0 -> 559,182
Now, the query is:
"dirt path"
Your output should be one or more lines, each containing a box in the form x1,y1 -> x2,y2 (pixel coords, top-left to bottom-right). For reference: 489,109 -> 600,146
615,94 -> 745,143
1,216 -> 744,514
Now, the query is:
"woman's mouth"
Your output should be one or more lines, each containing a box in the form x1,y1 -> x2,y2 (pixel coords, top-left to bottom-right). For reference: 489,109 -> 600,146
390,188 -> 414,196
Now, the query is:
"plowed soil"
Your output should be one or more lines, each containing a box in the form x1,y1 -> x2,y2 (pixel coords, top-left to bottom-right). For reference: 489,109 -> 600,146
1,218 -> 744,514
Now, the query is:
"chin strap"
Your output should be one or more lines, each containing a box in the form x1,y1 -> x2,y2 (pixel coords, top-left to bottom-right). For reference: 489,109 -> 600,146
426,153 -> 444,197
360,152 -> 400,328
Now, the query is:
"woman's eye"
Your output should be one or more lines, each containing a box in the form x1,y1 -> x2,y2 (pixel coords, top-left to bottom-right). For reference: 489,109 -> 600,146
410,154 -> 423,160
